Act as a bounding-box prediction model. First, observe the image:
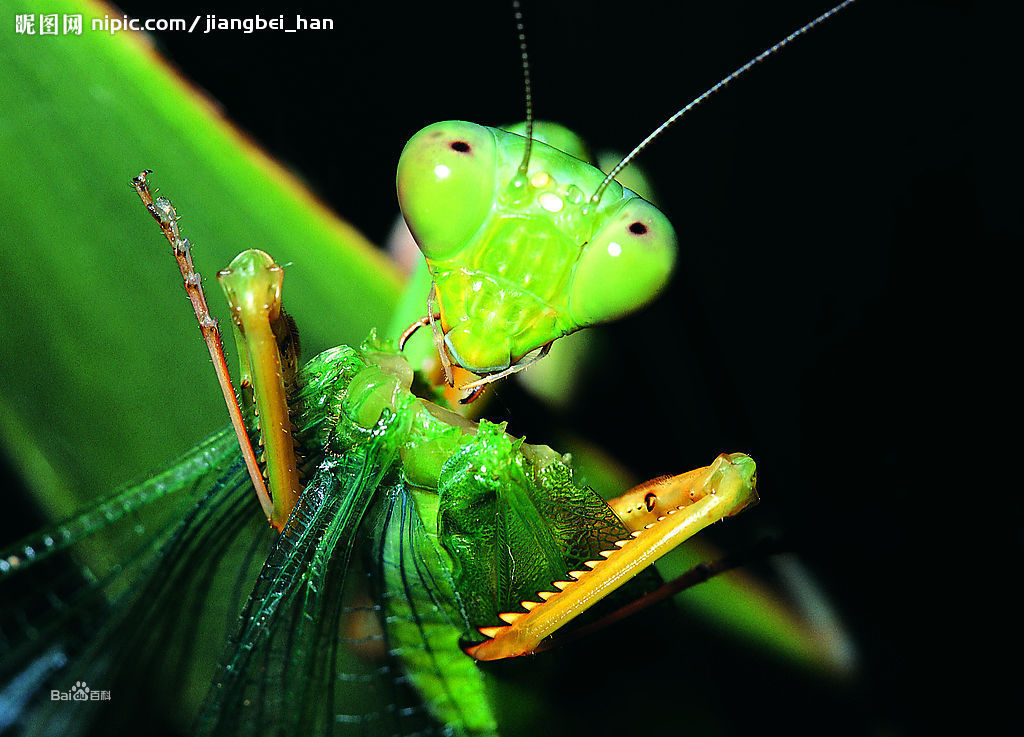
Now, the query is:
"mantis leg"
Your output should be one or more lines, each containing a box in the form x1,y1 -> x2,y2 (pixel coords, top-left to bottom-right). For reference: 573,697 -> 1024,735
464,452 -> 757,660
133,174 -> 303,532
397,312 -> 442,351
218,250 -> 304,531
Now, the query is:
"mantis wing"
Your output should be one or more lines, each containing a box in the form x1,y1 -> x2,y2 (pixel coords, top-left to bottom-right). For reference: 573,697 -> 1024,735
197,427 -> 438,736
0,428 -> 257,735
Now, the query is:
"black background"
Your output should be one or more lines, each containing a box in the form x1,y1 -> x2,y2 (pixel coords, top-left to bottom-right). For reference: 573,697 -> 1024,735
10,0 -> 1008,735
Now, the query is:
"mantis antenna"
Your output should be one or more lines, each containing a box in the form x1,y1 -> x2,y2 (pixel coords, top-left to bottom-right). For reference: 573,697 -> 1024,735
512,0 -> 535,175
591,0 -> 858,203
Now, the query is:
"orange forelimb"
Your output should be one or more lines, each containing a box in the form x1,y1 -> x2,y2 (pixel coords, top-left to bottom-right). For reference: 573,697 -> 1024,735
465,453 -> 757,660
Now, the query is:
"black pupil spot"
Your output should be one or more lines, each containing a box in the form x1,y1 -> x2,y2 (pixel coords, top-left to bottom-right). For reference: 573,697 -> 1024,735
451,141 -> 471,153
629,222 -> 648,235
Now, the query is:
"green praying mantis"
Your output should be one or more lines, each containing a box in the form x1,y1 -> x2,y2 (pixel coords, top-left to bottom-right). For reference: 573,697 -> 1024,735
0,1 -> 861,735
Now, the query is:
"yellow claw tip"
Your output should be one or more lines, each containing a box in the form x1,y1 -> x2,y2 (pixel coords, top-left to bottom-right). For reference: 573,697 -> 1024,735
567,570 -> 588,580
583,560 -> 600,569
521,600 -> 542,611
631,530 -> 644,537
498,612 -> 524,624
477,626 -> 505,639
613,539 -> 630,547
538,591 -> 557,600
598,550 -> 615,558
552,580 -> 572,590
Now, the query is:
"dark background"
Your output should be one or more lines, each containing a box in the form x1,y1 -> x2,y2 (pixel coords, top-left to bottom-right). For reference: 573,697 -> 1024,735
12,0 -> 1006,734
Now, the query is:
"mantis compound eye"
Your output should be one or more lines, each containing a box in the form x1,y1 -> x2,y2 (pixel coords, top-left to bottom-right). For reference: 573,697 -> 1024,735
567,196 -> 677,327
397,121 -> 498,262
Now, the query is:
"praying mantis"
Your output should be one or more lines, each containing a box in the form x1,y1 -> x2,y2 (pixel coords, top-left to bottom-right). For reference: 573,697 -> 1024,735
0,0 -> 880,732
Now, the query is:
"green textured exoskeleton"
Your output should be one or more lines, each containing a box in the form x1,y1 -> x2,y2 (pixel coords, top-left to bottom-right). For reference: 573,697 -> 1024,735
397,121 -> 676,375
